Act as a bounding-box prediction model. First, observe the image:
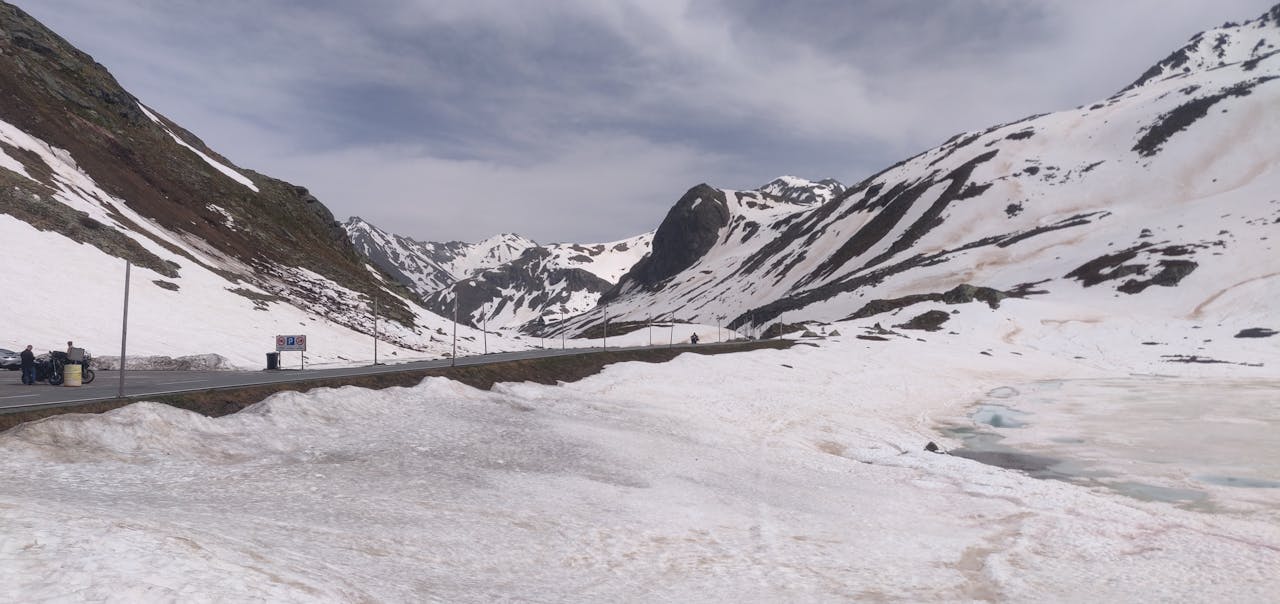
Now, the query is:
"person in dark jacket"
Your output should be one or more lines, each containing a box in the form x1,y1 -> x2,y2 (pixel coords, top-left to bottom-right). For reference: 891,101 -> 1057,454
20,345 -> 35,385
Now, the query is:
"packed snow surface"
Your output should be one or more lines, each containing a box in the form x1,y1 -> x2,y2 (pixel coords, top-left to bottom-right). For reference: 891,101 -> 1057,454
2,306 -> 1277,602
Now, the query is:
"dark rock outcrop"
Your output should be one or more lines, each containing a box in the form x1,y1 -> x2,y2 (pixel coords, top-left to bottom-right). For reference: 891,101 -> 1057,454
605,184 -> 729,296
895,310 -> 951,332
1235,328 -> 1277,338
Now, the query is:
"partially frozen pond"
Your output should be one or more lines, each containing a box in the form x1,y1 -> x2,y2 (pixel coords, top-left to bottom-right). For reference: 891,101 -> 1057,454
944,378 -> 1280,515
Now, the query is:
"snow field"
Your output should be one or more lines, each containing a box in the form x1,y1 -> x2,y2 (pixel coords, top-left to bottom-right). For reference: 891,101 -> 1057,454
1,305 -> 1277,602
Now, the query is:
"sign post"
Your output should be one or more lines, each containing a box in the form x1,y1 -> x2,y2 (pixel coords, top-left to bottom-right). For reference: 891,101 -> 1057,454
276,335 -> 307,370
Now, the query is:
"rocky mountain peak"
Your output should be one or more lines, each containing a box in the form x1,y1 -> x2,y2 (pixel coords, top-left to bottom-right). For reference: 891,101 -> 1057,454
758,176 -> 847,205
607,184 -> 729,294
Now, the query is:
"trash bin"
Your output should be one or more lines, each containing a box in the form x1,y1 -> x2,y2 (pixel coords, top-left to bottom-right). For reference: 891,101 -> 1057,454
266,352 -> 279,370
63,363 -> 82,386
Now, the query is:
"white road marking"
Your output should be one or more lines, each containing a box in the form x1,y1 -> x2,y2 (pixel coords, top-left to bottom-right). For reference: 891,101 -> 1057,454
0,394 -> 38,400
156,379 -> 208,385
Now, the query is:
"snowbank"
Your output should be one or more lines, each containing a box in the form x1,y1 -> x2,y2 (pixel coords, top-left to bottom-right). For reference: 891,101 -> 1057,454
1,304 -> 1276,601
92,353 -> 233,371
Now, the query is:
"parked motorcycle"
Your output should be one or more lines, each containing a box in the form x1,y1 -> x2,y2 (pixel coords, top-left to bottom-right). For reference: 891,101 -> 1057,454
37,351 -> 95,385
77,352 -> 96,384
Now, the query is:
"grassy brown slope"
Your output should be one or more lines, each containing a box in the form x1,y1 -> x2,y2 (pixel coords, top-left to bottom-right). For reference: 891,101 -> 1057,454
0,341 -> 792,432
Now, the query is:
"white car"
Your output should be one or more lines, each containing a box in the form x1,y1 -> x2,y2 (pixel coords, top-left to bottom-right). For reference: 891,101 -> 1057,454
0,348 -> 20,370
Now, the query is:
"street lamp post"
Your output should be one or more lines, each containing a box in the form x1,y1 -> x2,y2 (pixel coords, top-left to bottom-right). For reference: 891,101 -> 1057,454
451,288 -> 458,367
372,295 -> 379,366
118,261 -> 130,399
602,302 -> 608,350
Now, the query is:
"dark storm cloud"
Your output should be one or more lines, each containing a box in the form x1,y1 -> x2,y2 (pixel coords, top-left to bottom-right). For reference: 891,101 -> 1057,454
13,0 -> 1280,242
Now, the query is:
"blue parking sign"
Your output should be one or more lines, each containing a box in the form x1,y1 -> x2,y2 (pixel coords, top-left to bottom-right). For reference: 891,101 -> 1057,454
276,334 -> 307,352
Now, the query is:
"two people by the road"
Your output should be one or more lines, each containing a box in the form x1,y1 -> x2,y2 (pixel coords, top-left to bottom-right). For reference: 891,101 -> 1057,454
20,345 -> 35,385
690,333 -> 699,344
14,341 -> 92,386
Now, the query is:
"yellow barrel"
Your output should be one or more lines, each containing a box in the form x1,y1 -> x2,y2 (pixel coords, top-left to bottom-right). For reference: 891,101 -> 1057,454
63,363 -> 82,387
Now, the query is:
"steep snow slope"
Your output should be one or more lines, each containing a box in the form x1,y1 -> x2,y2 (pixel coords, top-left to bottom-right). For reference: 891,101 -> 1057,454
577,6 -> 1280,339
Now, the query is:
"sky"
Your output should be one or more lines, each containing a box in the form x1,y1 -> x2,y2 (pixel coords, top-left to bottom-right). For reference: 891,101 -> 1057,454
15,0 -> 1277,243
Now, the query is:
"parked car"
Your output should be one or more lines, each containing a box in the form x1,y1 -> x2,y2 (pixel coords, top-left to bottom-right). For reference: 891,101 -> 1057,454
0,348 -> 20,370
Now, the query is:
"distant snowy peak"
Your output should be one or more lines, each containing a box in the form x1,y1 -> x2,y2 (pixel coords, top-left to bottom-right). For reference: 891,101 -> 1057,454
345,216 -> 654,329
456,233 -> 538,274
544,232 -> 654,283
411,232 -> 654,331
758,176 -> 847,205
343,217 -> 539,298
1126,3 -> 1280,91
344,217 -> 456,295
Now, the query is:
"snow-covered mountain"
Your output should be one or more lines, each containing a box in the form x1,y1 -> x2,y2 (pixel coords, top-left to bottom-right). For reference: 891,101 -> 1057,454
570,5 -> 1280,338
349,214 -> 655,330
418,232 -> 655,331
0,3 -> 520,366
345,218 -> 536,297
758,176 -> 847,205
346,175 -> 849,332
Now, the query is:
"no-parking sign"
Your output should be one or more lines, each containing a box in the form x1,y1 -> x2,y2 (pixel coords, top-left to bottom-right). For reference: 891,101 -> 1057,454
276,334 -> 307,351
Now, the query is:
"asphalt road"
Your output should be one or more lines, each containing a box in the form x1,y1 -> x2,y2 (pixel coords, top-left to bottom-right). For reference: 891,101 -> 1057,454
0,342 -> 732,413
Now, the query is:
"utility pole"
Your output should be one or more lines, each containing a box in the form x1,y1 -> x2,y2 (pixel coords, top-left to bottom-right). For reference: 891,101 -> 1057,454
482,303 -> 488,355
118,261 -> 130,399
373,295 -> 379,365
649,319 -> 653,347
451,287 -> 458,367
717,316 -> 722,343
602,302 -> 608,350
668,315 -> 674,348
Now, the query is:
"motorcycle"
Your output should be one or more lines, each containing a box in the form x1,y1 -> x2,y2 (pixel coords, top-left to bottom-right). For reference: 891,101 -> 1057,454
37,351 -> 95,386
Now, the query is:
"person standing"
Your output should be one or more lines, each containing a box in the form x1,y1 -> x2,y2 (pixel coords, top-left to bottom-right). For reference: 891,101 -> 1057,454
20,345 -> 35,385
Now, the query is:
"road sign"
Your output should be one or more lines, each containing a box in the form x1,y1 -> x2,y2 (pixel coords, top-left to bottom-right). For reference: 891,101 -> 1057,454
276,334 -> 307,351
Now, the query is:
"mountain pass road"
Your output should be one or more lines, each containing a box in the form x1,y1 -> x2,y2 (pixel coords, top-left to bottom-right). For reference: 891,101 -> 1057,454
0,342 -> 746,414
